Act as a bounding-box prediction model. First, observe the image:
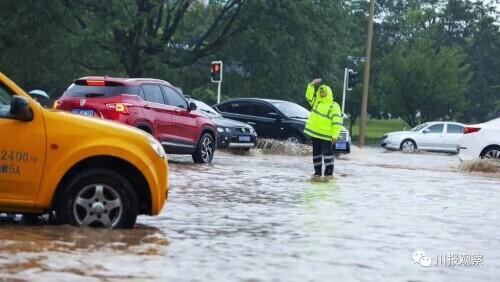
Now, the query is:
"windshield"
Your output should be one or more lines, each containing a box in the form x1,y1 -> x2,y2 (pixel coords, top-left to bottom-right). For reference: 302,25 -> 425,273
271,101 -> 309,119
193,99 -> 220,117
410,123 -> 429,132
64,84 -> 139,98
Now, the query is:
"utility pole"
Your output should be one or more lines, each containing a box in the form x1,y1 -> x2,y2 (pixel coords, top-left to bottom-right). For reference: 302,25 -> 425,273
359,0 -> 375,148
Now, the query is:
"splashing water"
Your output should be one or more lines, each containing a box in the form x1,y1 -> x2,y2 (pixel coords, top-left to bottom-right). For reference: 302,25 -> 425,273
256,138 -> 312,156
459,159 -> 500,174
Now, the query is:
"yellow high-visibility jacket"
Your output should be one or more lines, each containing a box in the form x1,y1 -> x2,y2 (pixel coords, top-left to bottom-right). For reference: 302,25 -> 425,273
304,83 -> 343,141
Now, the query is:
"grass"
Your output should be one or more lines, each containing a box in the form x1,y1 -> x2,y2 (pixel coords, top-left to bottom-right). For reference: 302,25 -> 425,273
345,119 -> 409,145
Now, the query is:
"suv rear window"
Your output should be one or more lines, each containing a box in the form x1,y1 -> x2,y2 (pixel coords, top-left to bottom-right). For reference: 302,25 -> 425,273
64,83 -> 139,98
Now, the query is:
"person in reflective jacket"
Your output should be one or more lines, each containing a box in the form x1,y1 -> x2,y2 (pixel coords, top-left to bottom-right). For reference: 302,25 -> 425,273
304,78 -> 343,178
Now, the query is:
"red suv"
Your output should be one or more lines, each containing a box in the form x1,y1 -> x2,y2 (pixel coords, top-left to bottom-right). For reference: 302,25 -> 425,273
55,76 -> 217,163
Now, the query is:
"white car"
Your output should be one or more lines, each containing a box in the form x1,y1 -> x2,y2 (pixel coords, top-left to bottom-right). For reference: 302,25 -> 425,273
458,118 -> 500,161
381,121 -> 465,153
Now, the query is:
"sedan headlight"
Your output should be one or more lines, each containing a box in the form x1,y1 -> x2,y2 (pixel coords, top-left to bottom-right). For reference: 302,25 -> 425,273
217,127 -> 232,133
149,137 -> 166,158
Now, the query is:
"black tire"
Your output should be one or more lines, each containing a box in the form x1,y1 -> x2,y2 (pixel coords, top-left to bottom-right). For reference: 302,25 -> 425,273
137,126 -> 152,135
192,133 -> 215,163
400,139 -> 417,153
285,134 -> 303,144
480,145 -> 500,160
56,168 -> 138,229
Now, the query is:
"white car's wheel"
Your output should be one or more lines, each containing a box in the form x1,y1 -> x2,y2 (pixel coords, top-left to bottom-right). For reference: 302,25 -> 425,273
400,139 -> 416,153
481,146 -> 500,160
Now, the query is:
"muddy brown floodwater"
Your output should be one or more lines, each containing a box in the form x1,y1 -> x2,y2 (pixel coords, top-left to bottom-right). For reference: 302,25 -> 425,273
0,147 -> 499,281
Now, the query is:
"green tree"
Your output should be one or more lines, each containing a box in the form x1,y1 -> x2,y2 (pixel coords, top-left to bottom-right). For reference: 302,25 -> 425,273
61,0 -> 253,77
379,40 -> 471,127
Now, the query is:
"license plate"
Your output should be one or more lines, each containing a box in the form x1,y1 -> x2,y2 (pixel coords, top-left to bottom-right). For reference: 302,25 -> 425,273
72,109 -> 95,116
239,135 -> 251,142
335,142 -> 347,150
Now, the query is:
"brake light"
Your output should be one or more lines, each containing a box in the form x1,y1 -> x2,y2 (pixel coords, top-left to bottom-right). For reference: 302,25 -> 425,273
105,103 -> 130,114
53,100 -> 63,109
464,127 -> 481,134
86,80 -> 106,86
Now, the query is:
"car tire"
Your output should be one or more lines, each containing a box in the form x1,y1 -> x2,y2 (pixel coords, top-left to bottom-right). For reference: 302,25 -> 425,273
192,133 -> 215,163
400,139 -> 417,153
481,146 -> 500,160
56,168 -> 138,229
285,134 -> 303,144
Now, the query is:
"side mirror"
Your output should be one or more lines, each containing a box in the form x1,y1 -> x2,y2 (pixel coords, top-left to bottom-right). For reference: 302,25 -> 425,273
188,102 -> 197,111
422,128 -> 430,134
10,96 -> 33,121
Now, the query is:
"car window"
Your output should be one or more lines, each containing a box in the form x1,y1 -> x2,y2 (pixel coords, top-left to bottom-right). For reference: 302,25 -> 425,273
162,86 -> 187,108
252,103 -> 277,118
447,124 -> 464,134
222,102 -> 254,115
271,101 -> 309,119
64,82 -> 139,98
138,87 -> 146,100
142,85 -> 165,104
0,83 -> 13,118
426,124 -> 444,133
411,123 -> 428,131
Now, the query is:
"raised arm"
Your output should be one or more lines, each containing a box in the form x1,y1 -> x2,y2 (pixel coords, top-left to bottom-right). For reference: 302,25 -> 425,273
306,78 -> 321,106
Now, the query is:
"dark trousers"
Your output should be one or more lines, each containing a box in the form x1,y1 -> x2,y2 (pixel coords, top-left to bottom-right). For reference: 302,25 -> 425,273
312,137 -> 334,176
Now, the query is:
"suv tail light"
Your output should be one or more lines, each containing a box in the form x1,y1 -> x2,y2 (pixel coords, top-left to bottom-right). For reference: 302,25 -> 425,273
464,127 -> 481,134
53,100 -> 63,109
105,103 -> 131,114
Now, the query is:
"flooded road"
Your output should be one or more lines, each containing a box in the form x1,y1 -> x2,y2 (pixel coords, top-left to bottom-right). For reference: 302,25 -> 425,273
1,147 -> 499,281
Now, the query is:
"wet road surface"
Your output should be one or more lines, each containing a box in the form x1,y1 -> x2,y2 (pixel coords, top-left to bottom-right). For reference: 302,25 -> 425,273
0,147 -> 499,281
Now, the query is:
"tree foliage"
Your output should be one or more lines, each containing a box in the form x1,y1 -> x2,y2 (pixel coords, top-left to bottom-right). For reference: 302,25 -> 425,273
0,0 -> 498,123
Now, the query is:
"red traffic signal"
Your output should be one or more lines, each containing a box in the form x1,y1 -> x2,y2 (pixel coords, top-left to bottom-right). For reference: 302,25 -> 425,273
211,61 -> 223,82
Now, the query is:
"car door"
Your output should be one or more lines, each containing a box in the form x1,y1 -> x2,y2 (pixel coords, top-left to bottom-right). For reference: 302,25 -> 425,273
250,102 -> 283,139
217,100 -> 254,124
141,84 -> 174,142
417,123 -> 445,150
161,85 -> 198,146
0,79 -> 46,206
442,123 -> 464,152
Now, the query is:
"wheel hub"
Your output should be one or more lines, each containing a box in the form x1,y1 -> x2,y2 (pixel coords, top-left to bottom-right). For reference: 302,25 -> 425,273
90,202 -> 105,214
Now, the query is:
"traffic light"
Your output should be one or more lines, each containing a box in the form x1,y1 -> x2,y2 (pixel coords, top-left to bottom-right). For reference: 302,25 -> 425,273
211,61 -> 223,83
347,69 -> 360,90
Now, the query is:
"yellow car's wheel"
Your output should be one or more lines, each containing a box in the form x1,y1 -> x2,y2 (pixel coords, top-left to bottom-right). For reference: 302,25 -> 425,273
57,169 -> 138,229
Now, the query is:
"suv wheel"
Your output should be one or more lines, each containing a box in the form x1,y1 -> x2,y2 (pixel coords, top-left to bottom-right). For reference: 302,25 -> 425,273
56,169 -> 138,229
193,133 -> 215,163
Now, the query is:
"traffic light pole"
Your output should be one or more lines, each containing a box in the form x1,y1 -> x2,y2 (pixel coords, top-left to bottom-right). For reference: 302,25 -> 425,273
217,81 -> 222,104
341,67 -> 348,116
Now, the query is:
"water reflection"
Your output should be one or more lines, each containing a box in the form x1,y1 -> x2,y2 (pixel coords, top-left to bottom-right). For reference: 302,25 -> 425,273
1,148 -> 499,281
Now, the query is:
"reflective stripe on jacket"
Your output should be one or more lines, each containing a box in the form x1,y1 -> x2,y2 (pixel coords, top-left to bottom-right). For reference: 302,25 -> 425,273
304,83 -> 343,141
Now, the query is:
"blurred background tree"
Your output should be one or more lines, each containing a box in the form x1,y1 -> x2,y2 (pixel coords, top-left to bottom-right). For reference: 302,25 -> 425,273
0,0 -> 498,124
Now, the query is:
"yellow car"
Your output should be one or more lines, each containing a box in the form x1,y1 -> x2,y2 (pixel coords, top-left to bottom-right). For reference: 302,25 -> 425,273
0,73 -> 168,228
